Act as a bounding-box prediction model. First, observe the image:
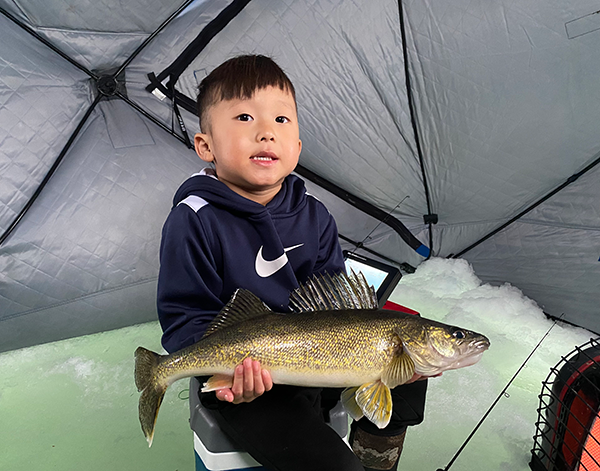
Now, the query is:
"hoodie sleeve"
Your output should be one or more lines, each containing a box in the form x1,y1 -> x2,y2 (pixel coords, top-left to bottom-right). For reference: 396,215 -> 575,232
157,204 -> 223,353
313,203 -> 346,276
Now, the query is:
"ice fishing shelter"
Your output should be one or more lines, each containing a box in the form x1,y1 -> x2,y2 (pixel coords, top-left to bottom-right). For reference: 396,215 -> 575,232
1,0 -> 599,353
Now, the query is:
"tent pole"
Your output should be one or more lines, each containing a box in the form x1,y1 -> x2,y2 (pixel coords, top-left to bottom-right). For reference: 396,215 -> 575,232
453,152 -> 600,258
397,0 -> 436,258
295,165 -> 430,258
0,94 -> 103,247
114,90 -> 189,146
114,0 -> 196,78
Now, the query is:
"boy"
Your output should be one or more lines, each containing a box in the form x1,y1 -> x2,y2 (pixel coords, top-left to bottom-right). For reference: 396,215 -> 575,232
157,55 -> 426,471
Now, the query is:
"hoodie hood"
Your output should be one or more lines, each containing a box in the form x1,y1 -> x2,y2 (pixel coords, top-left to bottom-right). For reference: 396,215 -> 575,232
172,168 -> 309,217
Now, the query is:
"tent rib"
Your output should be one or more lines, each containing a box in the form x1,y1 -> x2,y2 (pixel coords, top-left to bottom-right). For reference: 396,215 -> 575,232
0,6 -> 96,79
338,233 -> 414,270
0,93 -> 103,247
397,0 -> 435,258
114,90 -> 189,146
295,165 -> 430,257
453,152 -> 600,258
114,0 -> 196,77
149,0 -> 253,88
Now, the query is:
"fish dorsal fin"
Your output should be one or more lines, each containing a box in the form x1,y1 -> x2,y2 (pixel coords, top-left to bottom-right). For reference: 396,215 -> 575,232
202,289 -> 272,339
288,269 -> 377,312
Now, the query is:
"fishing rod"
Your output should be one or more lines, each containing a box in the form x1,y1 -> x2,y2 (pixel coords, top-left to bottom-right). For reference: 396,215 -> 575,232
436,314 -> 565,471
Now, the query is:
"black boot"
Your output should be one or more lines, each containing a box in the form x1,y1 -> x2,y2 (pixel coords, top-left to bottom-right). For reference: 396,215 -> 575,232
350,425 -> 406,471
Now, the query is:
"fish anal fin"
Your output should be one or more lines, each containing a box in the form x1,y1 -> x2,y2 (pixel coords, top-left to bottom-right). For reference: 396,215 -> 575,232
202,289 -> 273,339
201,374 -> 234,392
382,350 -> 415,389
341,387 -> 364,421
354,381 -> 393,429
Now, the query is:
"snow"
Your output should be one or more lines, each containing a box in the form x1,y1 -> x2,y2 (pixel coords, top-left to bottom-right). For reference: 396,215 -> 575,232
393,258 -> 593,470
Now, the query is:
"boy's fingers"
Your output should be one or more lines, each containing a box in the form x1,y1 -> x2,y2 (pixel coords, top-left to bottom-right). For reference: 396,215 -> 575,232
227,358 -> 272,404
231,363 -> 245,398
252,360 -> 265,396
215,388 -> 234,402
262,369 -> 273,391
242,358 -> 254,398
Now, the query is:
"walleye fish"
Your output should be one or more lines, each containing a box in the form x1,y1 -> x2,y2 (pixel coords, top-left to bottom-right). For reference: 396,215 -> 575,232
135,271 -> 490,446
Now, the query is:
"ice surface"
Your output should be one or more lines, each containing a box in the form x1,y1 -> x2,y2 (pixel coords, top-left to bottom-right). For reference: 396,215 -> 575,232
0,322 -> 193,471
0,257 -> 594,471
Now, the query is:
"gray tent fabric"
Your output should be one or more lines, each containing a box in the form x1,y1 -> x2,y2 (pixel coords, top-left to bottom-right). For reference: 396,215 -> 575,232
1,0 -> 599,353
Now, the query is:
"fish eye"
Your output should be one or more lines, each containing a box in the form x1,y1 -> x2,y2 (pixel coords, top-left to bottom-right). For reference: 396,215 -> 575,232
452,330 -> 466,339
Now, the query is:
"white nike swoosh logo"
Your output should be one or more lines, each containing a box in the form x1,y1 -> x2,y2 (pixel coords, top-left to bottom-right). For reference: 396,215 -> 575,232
255,244 -> 304,278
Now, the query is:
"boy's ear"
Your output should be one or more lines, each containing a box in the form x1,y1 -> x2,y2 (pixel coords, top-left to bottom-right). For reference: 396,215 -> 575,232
194,133 -> 214,163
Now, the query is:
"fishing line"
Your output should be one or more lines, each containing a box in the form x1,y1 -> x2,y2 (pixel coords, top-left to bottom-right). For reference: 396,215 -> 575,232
347,195 -> 410,258
436,313 -> 565,471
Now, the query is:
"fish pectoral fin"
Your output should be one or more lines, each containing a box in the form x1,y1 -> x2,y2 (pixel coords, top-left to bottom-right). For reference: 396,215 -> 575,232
341,387 -> 364,421
354,381 -> 393,429
382,351 -> 415,389
201,374 -> 234,392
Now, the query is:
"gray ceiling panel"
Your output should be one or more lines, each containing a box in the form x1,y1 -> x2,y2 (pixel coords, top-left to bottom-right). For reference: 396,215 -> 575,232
0,100 -> 200,332
404,0 -> 600,242
464,163 -> 600,331
0,11 -> 91,234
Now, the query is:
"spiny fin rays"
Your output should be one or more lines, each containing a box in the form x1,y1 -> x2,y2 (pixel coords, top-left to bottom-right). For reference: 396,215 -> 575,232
202,289 -> 273,339
289,269 -> 377,313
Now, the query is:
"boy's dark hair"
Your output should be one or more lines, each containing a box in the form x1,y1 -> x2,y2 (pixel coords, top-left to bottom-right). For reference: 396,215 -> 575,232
196,54 -> 296,132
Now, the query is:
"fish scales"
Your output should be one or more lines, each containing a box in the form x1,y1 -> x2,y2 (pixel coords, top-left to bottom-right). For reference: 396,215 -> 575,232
157,310 -> 404,385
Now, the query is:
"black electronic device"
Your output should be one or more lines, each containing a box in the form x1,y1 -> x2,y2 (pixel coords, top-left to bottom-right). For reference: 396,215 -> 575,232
343,251 -> 402,307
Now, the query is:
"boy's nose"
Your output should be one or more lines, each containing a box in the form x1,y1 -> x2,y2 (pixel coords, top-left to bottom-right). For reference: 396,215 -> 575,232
257,127 -> 275,142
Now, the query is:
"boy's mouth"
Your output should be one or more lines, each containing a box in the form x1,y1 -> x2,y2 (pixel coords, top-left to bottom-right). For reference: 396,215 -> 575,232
251,151 -> 278,162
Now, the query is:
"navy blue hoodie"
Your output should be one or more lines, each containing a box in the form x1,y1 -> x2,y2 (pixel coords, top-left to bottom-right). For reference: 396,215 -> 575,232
157,169 -> 345,353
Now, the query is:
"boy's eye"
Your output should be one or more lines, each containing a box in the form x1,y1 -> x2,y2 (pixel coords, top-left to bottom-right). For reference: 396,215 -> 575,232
237,114 -> 253,122
275,116 -> 290,124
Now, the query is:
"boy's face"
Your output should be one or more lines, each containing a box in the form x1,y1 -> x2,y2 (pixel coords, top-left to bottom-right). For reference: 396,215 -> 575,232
194,86 -> 302,205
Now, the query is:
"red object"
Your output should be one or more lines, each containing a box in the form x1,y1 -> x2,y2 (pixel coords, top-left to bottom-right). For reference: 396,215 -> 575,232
578,411 -> 600,471
564,390 -> 596,467
382,300 -> 419,316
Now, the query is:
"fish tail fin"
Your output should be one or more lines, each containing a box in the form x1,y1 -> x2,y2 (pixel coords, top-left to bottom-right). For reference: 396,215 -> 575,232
135,346 -> 167,447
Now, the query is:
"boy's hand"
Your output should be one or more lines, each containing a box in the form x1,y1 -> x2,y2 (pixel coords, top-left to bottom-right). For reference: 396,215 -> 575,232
406,372 -> 443,383
215,357 -> 273,404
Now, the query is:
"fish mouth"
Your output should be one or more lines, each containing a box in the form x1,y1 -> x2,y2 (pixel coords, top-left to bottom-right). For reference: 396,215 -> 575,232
471,339 -> 490,350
